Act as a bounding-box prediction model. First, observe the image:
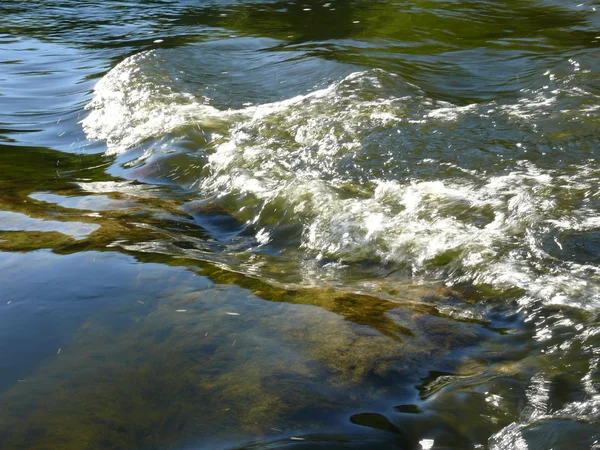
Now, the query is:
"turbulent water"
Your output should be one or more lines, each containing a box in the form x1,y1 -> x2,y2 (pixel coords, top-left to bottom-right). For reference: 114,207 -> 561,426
1,1 -> 599,449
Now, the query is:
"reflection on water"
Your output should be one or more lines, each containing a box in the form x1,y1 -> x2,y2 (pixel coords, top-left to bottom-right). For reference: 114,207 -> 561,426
0,250 -> 492,449
1,0 -> 600,449
0,210 -> 99,239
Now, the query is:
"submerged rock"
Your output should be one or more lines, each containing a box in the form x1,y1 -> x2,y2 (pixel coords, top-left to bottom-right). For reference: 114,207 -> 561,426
0,260 -> 488,450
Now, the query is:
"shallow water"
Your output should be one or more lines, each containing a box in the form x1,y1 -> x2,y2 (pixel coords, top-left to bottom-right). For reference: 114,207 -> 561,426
1,1 -> 599,449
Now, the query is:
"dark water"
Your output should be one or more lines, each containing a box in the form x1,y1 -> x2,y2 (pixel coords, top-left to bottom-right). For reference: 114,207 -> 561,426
1,1 -> 599,449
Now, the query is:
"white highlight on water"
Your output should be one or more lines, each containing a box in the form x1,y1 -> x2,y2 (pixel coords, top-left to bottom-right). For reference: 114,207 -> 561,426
83,52 -> 600,310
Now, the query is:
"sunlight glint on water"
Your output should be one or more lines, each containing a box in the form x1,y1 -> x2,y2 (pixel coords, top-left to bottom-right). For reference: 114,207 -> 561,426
2,0 -> 600,448
84,47 -> 600,310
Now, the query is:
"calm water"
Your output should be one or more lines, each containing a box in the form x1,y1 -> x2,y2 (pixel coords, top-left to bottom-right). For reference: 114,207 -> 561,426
1,1 -> 599,449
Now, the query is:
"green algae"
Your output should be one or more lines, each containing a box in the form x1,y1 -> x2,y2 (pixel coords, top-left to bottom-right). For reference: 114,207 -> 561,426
0,277 -> 486,450
0,145 -> 490,341
0,230 -> 76,252
0,142 -> 503,450
0,144 -> 114,200
0,238 -> 488,450
0,142 -> 510,311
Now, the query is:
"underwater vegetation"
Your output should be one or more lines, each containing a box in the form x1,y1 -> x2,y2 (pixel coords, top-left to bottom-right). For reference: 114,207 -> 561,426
0,141 -> 493,449
0,253 -> 490,450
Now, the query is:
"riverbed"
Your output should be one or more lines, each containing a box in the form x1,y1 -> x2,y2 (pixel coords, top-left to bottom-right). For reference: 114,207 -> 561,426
1,1 -> 599,449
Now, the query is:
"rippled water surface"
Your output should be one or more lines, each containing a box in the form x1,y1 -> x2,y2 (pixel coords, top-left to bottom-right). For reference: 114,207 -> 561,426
1,1 -> 599,449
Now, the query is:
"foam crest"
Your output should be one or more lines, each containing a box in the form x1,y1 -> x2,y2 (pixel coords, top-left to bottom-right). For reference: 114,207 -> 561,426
84,52 -> 600,309
83,51 -> 225,154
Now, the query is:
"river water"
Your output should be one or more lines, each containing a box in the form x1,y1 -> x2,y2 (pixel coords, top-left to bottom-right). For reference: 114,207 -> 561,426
1,1 -> 599,449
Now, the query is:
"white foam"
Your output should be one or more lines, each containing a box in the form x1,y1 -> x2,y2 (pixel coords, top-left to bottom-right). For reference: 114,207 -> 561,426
82,51 -> 225,154
83,54 -> 600,309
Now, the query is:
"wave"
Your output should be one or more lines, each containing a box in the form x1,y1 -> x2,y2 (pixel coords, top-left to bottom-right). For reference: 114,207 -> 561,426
83,46 -> 600,310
